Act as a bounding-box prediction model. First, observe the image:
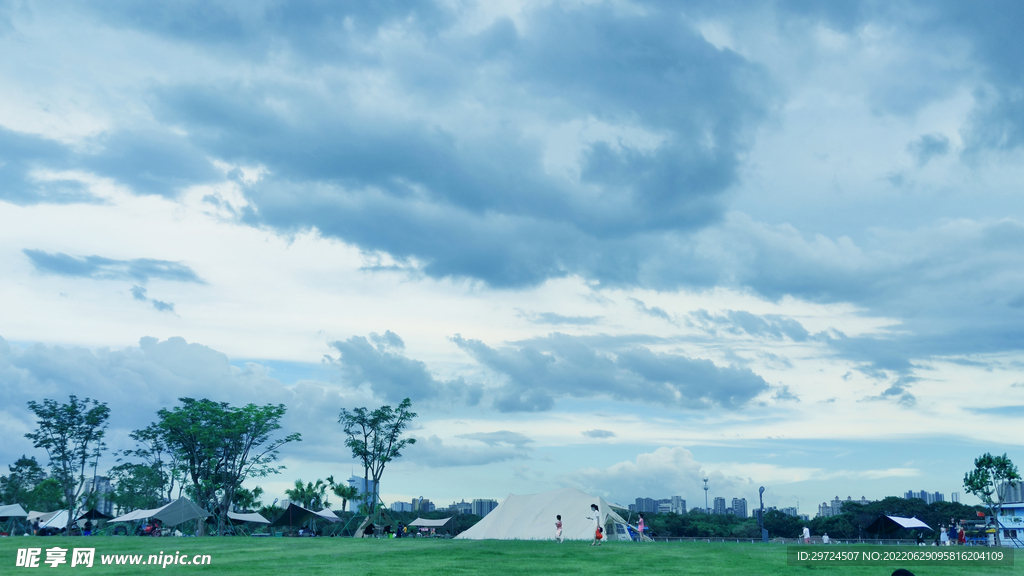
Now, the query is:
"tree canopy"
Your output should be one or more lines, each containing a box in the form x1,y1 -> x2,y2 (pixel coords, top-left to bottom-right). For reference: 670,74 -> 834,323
339,398 -> 417,512
24,395 -> 109,531
964,452 -> 1021,546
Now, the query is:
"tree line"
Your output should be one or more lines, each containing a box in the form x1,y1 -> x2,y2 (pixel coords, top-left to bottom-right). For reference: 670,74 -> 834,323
0,394 -> 420,536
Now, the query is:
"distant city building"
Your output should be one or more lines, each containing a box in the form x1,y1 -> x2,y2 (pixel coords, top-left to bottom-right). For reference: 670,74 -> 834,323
391,502 -> 413,512
347,475 -> 378,503
818,496 -> 872,518
671,496 -> 686,514
780,506 -> 799,518
412,497 -> 432,512
952,492 -> 960,503
904,491 -> 944,504
472,499 -> 498,517
448,500 -> 473,515
732,498 -> 747,518
84,476 -> 113,516
713,497 -> 726,515
635,497 -> 657,513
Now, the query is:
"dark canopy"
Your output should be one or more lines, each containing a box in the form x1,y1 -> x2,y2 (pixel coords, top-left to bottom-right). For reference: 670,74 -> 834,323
270,503 -> 316,527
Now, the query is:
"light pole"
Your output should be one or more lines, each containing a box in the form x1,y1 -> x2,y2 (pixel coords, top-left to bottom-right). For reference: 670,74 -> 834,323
703,477 -> 709,513
758,486 -> 767,543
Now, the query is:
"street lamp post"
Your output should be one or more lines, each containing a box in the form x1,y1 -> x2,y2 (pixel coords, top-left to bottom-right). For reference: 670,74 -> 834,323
758,486 -> 767,543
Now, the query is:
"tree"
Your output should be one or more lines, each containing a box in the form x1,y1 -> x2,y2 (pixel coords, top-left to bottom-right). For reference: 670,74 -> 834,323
964,452 -> 1021,546
0,456 -> 46,505
233,486 -> 264,513
339,398 -> 417,512
108,462 -> 165,514
119,423 -> 183,503
24,395 -> 109,532
156,398 -> 300,536
327,476 -> 359,512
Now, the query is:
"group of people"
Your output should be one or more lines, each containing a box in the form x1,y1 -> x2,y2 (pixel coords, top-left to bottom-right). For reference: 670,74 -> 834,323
553,503 -> 648,545
939,522 -> 967,546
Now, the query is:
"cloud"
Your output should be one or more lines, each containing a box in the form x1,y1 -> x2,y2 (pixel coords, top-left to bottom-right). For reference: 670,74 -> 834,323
407,434 -> 530,468
581,429 -> 616,439
0,126 -> 96,205
629,298 -> 674,323
328,331 -> 481,406
772,386 -> 800,402
689,309 -> 809,341
130,285 -> 176,314
23,250 -> 205,284
451,333 -> 769,412
517,311 -> 603,326
456,430 -> 534,449
907,133 -> 950,168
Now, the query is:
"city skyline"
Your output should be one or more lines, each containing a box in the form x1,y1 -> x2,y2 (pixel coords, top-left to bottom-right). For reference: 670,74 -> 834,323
1,1 -> 1022,513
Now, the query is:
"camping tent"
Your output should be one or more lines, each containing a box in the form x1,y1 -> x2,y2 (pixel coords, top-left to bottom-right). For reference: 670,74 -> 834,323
865,515 -> 933,536
455,487 -> 633,541
108,498 -> 212,528
0,504 -> 28,535
227,512 -> 270,524
410,517 -> 454,536
270,503 -> 316,528
78,508 -> 113,521
0,504 -> 28,519
314,509 -> 340,522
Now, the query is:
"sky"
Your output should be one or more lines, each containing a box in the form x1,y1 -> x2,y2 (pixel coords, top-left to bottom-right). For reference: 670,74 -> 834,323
2,0 -> 1023,517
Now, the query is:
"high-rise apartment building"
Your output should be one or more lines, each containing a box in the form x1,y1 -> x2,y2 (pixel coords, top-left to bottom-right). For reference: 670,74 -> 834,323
713,497 -> 726,515
732,498 -> 747,518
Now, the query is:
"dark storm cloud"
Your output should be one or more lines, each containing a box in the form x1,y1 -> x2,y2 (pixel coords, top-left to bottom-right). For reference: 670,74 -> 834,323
450,332 -> 769,413
23,249 -> 204,284
128,0 -> 771,288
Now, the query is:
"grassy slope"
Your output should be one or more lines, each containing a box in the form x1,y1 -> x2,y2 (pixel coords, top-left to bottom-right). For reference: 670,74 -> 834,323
1,537 -> 1021,575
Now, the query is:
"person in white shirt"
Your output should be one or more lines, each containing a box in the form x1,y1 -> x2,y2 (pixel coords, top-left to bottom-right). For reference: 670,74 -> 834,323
802,526 -> 810,543
822,533 -> 830,544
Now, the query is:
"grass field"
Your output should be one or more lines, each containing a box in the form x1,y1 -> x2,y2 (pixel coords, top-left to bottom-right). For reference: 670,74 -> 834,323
1,537 -> 1021,576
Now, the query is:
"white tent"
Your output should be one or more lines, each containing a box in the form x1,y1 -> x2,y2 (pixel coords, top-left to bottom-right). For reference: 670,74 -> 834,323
40,510 -> 69,529
108,498 -> 211,527
0,504 -> 28,519
314,509 -> 340,522
227,511 -> 270,524
455,487 -> 633,541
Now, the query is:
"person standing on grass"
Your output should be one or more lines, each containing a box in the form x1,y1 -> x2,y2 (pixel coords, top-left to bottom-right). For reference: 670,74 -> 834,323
637,513 -> 645,542
588,503 -> 602,546
802,526 -> 810,543
555,515 -> 563,543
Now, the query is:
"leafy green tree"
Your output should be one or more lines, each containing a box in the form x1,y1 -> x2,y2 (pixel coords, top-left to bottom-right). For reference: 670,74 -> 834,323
339,398 -> 417,512
108,462 -> 164,513
156,398 -> 300,536
0,456 -> 46,506
24,395 -> 109,531
28,478 -> 67,512
233,486 -> 264,513
120,423 -> 183,502
964,452 -> 1021,546
284,479 -> 328,510
327,476 -> 359,512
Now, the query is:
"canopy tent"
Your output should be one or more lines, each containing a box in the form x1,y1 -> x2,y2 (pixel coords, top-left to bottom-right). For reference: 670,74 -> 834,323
109,498 -> 211,528
0,504 -> 29,535
270,503 -> 317,528
78,508 -> 113,521
865,515 -> 934,536
410,517 -> 454,536
227,511 -> 270,524
314,509 -> 340,522
455,487 -> 633,541
0,504 -> 28,519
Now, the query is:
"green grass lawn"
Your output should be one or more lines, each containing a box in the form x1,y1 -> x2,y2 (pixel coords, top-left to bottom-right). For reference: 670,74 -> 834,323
2,537 -> 1021,576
